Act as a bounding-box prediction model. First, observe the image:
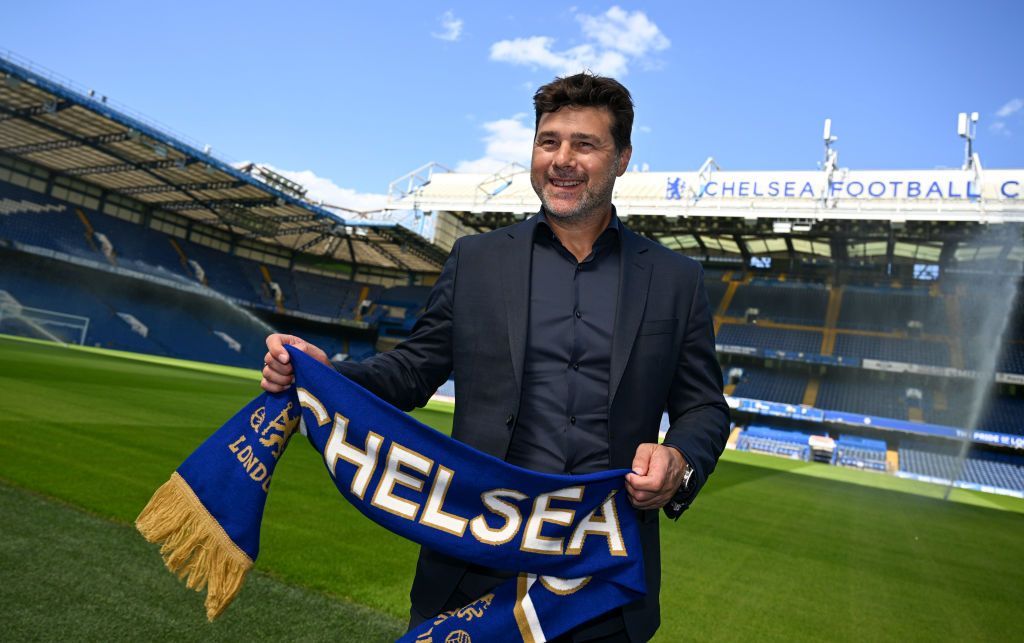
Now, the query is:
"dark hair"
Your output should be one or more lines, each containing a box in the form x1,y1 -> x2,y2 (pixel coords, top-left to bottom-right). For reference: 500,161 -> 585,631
533,72 -> 634,152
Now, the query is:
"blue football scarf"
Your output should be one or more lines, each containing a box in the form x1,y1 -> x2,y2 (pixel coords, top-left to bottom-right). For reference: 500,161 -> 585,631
136,346 -> 645,642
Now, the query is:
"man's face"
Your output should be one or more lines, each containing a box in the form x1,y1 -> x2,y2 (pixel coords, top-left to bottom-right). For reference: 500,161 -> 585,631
530,106 -> 632,225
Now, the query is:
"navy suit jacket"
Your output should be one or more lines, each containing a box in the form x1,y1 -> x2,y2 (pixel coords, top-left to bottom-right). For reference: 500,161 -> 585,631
337,214 -> 730,641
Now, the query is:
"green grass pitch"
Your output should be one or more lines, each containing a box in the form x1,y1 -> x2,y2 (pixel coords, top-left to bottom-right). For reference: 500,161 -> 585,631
1,336 -> 1022,641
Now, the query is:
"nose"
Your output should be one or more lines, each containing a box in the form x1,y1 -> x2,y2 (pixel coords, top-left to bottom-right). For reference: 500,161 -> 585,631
553,141 -> 575,167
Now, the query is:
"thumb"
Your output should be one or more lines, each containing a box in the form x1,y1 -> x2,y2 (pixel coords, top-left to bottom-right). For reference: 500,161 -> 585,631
277,335 -> 306,363
631,443 -> 655,476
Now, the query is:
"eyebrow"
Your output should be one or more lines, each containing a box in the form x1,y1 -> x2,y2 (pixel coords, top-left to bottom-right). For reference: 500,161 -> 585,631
535,130 -> 603,142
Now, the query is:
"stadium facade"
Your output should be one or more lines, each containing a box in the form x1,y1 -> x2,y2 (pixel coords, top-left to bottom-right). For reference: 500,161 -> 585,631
1,51 -> 1022,498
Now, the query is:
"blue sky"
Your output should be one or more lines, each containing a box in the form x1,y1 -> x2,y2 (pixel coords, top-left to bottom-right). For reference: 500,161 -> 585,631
2,1 -> 1022,209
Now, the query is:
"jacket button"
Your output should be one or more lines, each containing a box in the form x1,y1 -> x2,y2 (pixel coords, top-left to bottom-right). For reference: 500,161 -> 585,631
506,414 -> 515,426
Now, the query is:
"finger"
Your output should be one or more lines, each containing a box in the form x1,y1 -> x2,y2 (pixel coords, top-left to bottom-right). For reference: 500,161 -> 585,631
260,375 -> 291,393
262,365 -> 294,387
631,443 -> 655,476
266,334 -> 285,361
263,353 -> 293,376
645,448 -> 670,484
266,334 -> 302,363
633,497 -> 667,511
629,487 -> 671,510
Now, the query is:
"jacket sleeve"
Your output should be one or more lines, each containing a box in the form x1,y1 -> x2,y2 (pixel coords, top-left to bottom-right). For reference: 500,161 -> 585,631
334,238 -> 461,411
661,265 -> 731,507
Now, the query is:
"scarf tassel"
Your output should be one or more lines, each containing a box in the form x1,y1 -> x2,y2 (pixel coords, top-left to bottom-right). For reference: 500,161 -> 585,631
135,472 -> 252,620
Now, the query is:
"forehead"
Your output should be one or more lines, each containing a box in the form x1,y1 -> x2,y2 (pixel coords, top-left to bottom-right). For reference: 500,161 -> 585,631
536,106 -> 614,140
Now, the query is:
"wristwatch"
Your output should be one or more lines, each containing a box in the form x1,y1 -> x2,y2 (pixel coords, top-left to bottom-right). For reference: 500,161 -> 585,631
665,460 -> 695,520
680,462 -> 695,492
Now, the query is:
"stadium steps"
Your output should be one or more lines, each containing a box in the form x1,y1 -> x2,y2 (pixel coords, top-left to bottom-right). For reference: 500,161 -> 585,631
72,207 -> 102,257
821,286 -> 844,355
713,280 -> 740,334
802,377 -> 819,406
353,285 -> 370,322
887,449 -> 899,472
946,286 -> 965,368
726,426 -> 742,449
258,264 -> 285,313
167,237 -> 204,284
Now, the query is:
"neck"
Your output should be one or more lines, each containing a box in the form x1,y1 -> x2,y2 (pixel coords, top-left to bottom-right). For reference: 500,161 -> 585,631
545,207 -> 613,262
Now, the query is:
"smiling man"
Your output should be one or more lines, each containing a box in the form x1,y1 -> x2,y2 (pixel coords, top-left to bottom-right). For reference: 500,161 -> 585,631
261,72 -> 730,642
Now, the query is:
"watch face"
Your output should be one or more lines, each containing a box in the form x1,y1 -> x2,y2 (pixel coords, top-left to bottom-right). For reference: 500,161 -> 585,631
682,466 -> 695,490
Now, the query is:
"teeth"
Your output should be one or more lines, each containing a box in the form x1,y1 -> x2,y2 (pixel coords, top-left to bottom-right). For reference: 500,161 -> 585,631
551,179 -> 582,187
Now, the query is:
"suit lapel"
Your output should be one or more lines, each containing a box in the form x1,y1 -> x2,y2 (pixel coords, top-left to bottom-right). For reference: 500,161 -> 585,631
609,225 -> 652,406
499,215 -> 539,391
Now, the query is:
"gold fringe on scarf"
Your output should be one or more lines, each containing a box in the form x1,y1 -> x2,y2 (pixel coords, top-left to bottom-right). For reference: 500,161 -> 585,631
135,472 -> 253,620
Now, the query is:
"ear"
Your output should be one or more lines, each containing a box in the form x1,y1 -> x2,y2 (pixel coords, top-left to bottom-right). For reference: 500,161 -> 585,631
616,146 -> 633,177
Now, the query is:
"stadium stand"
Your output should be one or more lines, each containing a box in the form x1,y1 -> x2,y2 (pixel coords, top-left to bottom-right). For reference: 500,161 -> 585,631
2,49 -> 1022,500
703,278 -> 728,311
0,250 -> 269,367
816,375 -> 909,419
736,426 -> 811,460
998,343 -> 1024,374
726,282 -> 829,325
716,323 -> 822,354
899,440 -> 1024,492
832,435 -> 888,471
838,286 -> 948,333
977,397 -> 1024,437
833,333 -> 951,366
730,367 -> 808,405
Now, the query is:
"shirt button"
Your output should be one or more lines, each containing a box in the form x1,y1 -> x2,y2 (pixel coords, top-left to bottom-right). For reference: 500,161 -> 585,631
574,310 -> 581,319
570,416 -> 576,425
573,363 -> 580,370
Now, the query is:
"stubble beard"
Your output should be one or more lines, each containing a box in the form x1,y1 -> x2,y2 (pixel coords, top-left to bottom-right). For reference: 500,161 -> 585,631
532,156 -> 621,228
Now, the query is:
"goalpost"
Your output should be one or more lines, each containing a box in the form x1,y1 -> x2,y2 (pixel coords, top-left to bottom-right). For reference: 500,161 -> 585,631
0,291 -> 89,346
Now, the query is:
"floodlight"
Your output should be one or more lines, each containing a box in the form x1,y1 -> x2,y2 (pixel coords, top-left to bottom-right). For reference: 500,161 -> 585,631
971,112 -> 979,123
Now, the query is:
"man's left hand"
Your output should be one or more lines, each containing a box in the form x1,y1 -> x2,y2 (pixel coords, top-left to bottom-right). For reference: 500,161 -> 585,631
625,443 -> 686,510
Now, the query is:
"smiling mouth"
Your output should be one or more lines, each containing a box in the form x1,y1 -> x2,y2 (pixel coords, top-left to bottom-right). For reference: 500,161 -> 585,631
549,178 -> 584,188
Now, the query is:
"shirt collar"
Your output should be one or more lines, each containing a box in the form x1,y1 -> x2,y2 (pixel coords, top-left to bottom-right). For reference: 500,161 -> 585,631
534,207 -> 621,242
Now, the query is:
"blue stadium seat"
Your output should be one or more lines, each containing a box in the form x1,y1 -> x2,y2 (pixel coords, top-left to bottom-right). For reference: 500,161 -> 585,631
833,333 -> 950,367
833,434 -> 888,471
726,282 -> 829,325
731,367 -> 808,405
717,323 -> 822,354
839,286 -> 948,333
816,376 -> 908,419
898,440 -> 1024,492
736,425 -> 811,460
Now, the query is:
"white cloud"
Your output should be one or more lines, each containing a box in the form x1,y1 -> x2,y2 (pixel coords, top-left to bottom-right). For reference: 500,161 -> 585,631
432,10 -> 463,42
995,98 -> 1023,118
491,37 -> 629,77
243,163 -> 389,213
637,125 -> 652,134
490,6 -> 668,77
577,6 -> 670,57
989,121 -> 1011,137
456,113 -> 535,174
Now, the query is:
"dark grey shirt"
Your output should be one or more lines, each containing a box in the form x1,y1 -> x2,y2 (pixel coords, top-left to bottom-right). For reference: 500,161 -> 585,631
505,212 -> 621,475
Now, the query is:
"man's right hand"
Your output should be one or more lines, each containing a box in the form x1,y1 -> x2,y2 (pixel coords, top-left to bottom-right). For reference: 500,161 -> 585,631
261,334 -> 331,392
